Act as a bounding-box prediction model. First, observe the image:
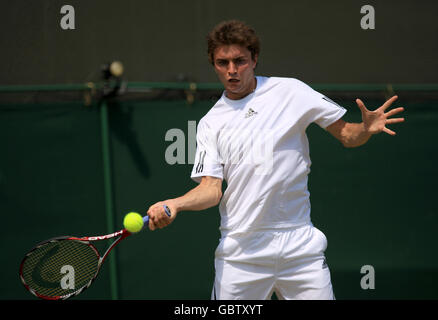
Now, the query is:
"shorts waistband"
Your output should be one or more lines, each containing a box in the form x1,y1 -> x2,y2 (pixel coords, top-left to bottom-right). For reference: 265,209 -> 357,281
220,221 -> 313,238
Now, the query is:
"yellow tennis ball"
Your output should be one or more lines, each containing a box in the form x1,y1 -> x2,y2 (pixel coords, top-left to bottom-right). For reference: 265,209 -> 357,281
123,212 -> 143,233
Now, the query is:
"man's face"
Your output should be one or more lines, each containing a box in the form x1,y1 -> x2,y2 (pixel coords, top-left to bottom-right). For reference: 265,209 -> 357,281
213,44 -> 258,100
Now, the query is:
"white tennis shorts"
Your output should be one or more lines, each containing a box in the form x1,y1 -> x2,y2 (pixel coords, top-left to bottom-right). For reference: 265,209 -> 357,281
211,224 -> 335,300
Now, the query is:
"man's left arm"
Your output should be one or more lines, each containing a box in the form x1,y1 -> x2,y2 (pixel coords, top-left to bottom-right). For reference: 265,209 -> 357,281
326,95 -> 405,148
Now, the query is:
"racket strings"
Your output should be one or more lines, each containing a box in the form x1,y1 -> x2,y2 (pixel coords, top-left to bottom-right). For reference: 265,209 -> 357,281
21,240 -> 100,298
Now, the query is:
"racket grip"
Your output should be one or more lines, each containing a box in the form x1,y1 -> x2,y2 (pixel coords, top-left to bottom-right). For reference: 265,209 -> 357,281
143,205 -> 171,227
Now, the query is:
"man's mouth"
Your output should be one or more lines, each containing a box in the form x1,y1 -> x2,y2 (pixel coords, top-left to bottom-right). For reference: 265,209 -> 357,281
228,79 -> 240,83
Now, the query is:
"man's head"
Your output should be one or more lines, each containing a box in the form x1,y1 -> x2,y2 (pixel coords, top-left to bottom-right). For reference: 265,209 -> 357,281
207,20 -> 261,100
207,20 -> 260,66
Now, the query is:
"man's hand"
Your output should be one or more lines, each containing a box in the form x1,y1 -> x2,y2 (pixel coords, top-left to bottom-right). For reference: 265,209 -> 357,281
356,95 -> 405,136
146,200 -> 177,231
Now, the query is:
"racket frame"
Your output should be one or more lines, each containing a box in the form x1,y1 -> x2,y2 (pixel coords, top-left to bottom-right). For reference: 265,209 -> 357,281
19,229 -> 131,300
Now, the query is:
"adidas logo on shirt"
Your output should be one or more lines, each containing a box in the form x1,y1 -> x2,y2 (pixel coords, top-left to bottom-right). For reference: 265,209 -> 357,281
244,108 -> 258,118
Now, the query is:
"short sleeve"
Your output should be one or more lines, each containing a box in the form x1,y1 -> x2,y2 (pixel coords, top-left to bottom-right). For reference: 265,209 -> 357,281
190,120 -> 224,183
307,90 -> 347,129
293,80 -> 347,130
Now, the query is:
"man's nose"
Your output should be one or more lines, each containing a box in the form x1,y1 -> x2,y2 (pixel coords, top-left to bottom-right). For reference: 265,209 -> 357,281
227,62 -> 237,75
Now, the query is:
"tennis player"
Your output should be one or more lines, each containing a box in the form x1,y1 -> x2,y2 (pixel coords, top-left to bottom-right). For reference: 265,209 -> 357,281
147,20 -> 405,299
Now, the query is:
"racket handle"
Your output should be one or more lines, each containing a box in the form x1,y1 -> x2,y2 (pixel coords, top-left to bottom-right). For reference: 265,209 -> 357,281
142,205 -> 171,226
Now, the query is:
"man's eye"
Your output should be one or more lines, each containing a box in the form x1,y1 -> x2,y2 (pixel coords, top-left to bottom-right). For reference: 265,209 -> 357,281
235,58 -> 246,65
217,60 -> 228,66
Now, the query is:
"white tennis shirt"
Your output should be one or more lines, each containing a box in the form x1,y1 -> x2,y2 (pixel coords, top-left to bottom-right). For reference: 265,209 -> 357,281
191,76 -> 346,236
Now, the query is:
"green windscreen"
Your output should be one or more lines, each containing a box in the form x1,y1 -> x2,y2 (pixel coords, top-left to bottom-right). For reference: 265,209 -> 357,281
2,83 -> 438,299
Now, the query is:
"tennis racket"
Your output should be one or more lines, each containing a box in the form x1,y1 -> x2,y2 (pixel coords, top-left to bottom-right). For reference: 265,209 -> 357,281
19,205 -> 171,300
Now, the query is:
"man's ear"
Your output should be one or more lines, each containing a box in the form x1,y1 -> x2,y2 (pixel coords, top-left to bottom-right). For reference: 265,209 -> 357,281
252,54 -> 258,69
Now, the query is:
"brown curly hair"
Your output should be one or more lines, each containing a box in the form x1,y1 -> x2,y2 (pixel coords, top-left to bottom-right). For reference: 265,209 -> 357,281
207,20 -> 260,65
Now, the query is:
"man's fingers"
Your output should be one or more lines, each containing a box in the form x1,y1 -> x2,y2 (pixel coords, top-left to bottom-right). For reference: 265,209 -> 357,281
385,107 -> 404,118
383,127 -> 396,136
148,206 -> 172,230
381,95 -> 398,111
148,216 -> 167,230
356,98 -> 368,113
386,118 -> 405,125
148,219 -> 156,231
152,219 -> 166,229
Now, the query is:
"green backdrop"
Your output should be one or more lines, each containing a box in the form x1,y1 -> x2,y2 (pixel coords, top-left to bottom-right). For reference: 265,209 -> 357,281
1,86 -> 437,299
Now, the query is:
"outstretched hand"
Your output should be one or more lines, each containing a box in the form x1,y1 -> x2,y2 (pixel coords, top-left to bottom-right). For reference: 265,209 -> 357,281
356,95 -> 405,136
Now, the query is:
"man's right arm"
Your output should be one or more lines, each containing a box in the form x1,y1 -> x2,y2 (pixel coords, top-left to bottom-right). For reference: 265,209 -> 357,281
146,176 -> 222,230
